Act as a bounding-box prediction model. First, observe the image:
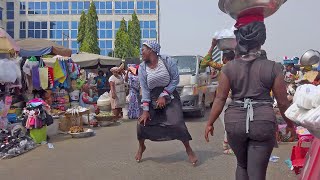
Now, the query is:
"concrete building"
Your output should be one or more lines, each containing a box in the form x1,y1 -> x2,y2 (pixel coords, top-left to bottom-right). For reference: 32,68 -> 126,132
2,0 -> 159,56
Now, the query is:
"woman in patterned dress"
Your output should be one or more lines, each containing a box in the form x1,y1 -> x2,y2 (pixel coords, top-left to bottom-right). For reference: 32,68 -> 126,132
125,64 -> 141,119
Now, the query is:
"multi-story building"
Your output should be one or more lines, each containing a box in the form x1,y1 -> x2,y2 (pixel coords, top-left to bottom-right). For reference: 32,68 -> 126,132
2,0 -> 159,56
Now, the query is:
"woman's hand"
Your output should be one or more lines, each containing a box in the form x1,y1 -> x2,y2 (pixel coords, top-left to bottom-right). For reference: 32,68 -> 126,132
112,92 -> 117,99
205,124 -> 214,142
139,111 -> 150,126
156,97 -> 166,109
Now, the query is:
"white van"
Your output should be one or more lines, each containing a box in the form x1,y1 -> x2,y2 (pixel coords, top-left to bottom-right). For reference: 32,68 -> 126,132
173,55 -> 218,117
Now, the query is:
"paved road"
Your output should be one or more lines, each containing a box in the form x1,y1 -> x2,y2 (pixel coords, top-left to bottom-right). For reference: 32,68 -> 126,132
0,110 -> 297,180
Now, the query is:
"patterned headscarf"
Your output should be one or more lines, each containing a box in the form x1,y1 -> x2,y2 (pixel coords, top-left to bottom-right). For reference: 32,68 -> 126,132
143,40 -> 161,55
110,67 -> 120,73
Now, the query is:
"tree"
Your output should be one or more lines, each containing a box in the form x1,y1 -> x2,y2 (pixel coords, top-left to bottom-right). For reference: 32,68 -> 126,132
77,11 -> 86,48
128,12 -> 141,58
114,18 -> 131,59
80,2 -> 100,54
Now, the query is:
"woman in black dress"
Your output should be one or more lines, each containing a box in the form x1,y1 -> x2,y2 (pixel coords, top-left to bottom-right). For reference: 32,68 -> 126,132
136,40 -> 197,165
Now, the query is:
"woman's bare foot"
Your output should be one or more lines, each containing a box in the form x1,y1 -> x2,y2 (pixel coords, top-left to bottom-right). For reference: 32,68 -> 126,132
135,144 -> 146,162
186,149 -> 198,166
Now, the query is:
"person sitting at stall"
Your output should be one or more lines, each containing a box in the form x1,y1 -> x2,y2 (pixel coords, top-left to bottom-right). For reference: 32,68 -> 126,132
95,70 -> 108,97
79,84 -> 97,113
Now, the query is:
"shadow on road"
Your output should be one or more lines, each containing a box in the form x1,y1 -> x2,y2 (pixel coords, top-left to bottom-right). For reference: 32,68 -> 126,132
142,150 -> 222,166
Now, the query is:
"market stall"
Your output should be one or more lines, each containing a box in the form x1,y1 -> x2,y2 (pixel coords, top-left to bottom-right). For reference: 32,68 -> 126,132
17,38 -> 72,57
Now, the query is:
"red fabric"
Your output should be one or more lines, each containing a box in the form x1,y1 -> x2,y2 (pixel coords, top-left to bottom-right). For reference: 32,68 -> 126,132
48,67 -> 54,87
235,14 -> 264,29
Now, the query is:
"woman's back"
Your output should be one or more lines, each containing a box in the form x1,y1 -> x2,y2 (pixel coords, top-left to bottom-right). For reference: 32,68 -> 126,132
222,57 -> 282,102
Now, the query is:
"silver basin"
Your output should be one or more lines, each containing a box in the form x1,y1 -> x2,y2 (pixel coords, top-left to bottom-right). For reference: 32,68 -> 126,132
217,38 -> 237,50
218,0 -> 288,19
300,50 -> 320,66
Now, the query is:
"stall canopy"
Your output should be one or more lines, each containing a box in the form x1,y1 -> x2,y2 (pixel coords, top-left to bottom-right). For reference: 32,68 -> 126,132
42,52 -> 122,68
17,38 -> 72,57
0,28 -> 20,53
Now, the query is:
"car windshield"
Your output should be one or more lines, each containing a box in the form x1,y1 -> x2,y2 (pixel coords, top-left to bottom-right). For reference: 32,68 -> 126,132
173,56 -> 197,75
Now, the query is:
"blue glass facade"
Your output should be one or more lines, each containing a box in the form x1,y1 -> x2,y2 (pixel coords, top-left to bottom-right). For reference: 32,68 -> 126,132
0,8 -> 3,20
6,2 -> 14,19
137,0 -> 156,14
6,0 -> 158,56
115,1 -> 134,14
28,2 -> 48,14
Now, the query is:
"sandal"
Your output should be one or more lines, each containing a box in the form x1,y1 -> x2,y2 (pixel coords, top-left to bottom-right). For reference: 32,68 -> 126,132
223,149 -> 234,155
223,141 -> 229,150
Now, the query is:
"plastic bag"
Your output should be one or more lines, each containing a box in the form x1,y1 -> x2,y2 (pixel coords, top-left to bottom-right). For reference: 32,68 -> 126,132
97,92 -> 111,107
300,106 -> 320,128
0,59 -> 21,83
311,86 -> 320,108
294,84 -> 318,110
285,103 -> 308,123
214,27 -> 236,40
39,60 -> 48,89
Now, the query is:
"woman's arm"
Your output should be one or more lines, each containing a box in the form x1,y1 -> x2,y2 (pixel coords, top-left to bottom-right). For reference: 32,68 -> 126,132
163,57 -> 179,95
138,67 -> 151,111
109,81 -> 117,99
207,72 -> 230,126
272,74 -> 295,128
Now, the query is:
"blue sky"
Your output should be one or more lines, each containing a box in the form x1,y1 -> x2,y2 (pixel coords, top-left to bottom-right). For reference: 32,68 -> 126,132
159,0 -> 320,62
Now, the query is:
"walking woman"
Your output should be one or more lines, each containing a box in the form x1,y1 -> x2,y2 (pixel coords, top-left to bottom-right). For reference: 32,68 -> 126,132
136,40 -> 197,165
205,19 -> 295,179
125,64 -> 141,119
109,67 -> 126,118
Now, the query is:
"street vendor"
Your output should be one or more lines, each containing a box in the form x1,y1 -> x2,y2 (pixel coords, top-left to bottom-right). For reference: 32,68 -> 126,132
202,38 -> 235,154
95,70 -> 108,97
79,84 -> 97,113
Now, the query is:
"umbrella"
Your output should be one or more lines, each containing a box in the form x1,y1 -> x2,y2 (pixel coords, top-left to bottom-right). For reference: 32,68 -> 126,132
0,28 -> 20,53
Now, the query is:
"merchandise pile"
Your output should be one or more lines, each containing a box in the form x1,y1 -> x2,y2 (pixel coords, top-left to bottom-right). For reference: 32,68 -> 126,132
0,127 -> 37,159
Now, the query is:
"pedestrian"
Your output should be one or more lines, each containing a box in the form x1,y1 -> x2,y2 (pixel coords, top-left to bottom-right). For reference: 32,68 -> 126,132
95,70 -> 108,97
125,64 -> 141,119
136,40 -> 197,165
109,67 -> 126,119
205,19 -> 295,180
202,38 -> 236,154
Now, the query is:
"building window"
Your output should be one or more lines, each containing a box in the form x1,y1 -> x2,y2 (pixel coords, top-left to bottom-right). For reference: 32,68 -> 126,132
71,1 -> 90,14
6,2 -> 15,19
50,21 -> 69,48
7,22 -> 14,38
94,1 -> 113,15
137,0 -> 156,14
28,2 -> 48,15
99,40 -> 113,56
98,21 -> 113,39
20,22 -> 26,39
140,21 -> 157,39
20,2 -> 26,14
71,21 -> 78,39
71,41 -> 79,54
50,1 -> 69,15
0,8 -> 2,20
28,21 -> 48,38
115,1 -> 134,14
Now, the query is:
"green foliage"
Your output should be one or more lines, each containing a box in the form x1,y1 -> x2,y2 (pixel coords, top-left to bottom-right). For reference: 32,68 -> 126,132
128,12 -> 141,58
77,11 -> 86,48
80,2 -> 100,54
